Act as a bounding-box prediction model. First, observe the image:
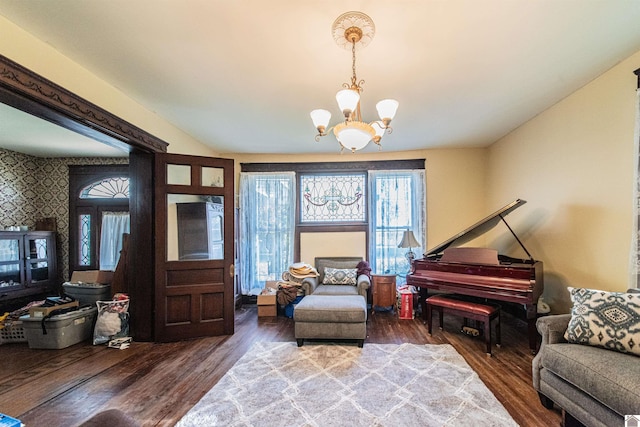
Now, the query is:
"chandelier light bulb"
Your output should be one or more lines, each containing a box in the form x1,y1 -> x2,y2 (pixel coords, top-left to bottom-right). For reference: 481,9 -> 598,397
310,109 -> 332,133
336,89 -> 360,119
376,99 -> 399,123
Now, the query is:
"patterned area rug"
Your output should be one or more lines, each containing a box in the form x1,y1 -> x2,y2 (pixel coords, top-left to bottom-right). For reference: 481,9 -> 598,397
177,342 -> 518,427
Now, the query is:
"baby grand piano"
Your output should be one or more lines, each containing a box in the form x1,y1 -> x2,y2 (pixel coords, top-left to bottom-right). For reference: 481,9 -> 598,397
407,199 -> 543,352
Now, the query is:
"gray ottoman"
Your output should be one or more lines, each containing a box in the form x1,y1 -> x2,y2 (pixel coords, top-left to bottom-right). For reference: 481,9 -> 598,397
293,295 -> 367,347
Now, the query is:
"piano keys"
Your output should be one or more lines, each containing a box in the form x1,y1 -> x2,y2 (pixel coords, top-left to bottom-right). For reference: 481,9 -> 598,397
407,199 -> 543,352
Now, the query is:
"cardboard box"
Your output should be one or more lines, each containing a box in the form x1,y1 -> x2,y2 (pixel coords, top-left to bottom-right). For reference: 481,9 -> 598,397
70,270 -> 114,285
257,294 -> 277,305
257,305 -> 277,317
22,307 -> 97,349
257,281 -> 278,317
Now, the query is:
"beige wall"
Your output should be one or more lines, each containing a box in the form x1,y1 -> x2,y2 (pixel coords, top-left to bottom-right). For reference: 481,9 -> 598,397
0,15 -> 216,157
300,232 -> 367,264
488,50 -> 640,312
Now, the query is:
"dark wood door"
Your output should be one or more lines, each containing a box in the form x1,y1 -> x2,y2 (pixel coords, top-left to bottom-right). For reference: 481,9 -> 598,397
154,153 -> 234,341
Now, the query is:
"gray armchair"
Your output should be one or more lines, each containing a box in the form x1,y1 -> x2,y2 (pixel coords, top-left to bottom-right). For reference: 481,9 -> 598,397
533,310 -> 640,427
301,257 -> 370,298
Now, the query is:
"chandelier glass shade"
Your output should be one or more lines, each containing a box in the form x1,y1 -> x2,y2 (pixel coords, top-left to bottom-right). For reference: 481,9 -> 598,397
310,12 -> 398,153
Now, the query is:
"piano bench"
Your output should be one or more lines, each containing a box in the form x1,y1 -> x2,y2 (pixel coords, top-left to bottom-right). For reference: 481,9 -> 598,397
426,295 -> 501,356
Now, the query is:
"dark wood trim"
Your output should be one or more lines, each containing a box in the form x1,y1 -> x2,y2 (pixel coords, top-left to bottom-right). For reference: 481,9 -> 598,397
129,151 -> 155,341
0,56 -> 168,341
241,159 -> 425,173
635,67 -> 640,89
0,54 -> 168,154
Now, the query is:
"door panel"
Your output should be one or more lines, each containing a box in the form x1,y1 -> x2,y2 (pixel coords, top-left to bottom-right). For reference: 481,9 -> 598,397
155,153 -> 234,341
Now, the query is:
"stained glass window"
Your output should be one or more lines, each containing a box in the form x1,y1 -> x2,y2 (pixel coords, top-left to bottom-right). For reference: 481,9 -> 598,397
80,177 -> 129,198
300,173 -> 366,222
79,214 -> 91,266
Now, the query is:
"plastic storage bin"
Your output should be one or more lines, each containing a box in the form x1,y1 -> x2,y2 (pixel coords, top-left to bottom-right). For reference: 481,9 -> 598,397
0,321 -> 27,344
62,283 -> 112,306
21,307 -> 97,349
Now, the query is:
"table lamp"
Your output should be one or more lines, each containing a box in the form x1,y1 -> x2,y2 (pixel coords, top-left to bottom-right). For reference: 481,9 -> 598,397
398,229 -> 420,263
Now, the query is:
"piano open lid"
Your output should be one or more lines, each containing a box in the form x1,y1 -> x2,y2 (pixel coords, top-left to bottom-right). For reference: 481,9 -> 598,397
425,199 -> 533,260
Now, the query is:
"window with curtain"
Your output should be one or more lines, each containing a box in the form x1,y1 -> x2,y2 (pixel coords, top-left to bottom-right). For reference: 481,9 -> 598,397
369,170 -> 425,282
239,172 -> 296,295
99,211 -> 130,271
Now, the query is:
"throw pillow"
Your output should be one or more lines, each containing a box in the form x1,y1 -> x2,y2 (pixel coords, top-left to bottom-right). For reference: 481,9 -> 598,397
323,267 -> 357,285
564,287 -> 640,356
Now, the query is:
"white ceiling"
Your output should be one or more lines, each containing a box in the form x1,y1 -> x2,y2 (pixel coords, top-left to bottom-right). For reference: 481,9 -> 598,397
1,0 -> 640,156
0,103 -> 127,157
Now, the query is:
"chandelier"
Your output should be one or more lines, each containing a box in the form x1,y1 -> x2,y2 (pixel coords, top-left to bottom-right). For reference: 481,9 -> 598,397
310,12 -> 399,153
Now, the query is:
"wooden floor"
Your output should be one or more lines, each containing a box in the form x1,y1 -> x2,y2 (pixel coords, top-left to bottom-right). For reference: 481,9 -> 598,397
0,305 -> 562,427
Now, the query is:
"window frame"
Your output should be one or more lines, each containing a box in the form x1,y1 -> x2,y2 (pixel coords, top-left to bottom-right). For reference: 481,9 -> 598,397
241,159 -> 424,262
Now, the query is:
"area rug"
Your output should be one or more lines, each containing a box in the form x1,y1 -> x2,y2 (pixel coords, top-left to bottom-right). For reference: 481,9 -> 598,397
176,342 -> 518,427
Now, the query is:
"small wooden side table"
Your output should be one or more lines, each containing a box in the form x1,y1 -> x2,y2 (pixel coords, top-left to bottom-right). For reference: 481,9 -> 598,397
371,274 -> 397,314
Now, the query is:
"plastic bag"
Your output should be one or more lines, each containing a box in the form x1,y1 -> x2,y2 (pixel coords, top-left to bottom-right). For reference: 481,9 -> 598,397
93,298 -> 129,345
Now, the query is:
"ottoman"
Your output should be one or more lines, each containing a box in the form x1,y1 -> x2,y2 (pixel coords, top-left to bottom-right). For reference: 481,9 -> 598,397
293,295 -> 367,347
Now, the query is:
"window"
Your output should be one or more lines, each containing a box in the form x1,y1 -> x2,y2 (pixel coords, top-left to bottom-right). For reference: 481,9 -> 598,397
239,172 -> 296,295
369,170 -> 425,281
300,173 -> 366,223
240,160 -> 425,294
80,177 -> 129,198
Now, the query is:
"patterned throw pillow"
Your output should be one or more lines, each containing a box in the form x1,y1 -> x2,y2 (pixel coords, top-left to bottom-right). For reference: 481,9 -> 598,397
564,287 -> 640,356
323,268 -> 357,285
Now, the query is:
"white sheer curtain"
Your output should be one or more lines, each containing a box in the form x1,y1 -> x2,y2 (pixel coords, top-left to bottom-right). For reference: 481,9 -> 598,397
239,172 -> 296,295
630,89 -> 640,289
99,211 -> 130,271
368,170 -> 425,282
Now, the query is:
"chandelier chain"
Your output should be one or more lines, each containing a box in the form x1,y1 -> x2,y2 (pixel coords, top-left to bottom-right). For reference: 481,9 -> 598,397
351,39 -> 357,88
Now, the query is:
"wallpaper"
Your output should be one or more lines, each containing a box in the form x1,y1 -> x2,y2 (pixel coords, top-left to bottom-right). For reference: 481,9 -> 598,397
0,147 -> 128,282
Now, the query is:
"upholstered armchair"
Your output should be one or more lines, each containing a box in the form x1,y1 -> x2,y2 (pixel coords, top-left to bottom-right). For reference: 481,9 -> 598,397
300,257 -> 370,298
532,288 -> 640,427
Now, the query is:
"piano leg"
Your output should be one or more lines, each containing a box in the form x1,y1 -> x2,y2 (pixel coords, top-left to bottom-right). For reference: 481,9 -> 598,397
526,304 -> 539,354
419,287 -> 430,323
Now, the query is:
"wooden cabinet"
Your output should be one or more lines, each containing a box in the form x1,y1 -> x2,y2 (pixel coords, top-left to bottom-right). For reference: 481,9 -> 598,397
0,231 -> 57,301
372,274 -> 397,312
176,202 -> 224,260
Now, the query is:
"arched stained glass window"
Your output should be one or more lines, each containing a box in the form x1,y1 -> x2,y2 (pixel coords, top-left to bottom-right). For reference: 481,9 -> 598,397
80,177 -> 129,199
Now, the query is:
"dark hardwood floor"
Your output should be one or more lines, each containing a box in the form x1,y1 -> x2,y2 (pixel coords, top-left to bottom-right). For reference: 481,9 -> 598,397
0,305 -> 562,426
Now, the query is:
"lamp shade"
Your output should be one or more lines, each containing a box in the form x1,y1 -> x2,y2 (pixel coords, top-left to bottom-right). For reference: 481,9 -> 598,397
334,121 -> 375,152
310,109 -> 331,130
398,230 -> 420,248
336,89 -> 360,117
376,99 -> 399,121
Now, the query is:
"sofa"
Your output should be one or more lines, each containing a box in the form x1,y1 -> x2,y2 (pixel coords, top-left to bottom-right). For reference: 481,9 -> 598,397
300,257 -> 370,298
532,288 -> 640,427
